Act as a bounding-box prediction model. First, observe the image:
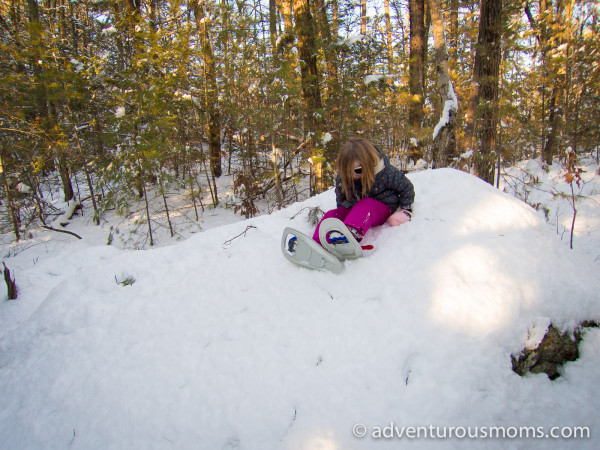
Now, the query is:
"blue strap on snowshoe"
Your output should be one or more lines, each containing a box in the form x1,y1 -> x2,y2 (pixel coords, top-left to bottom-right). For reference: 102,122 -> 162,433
287,236 -> 298,252
318,218 -> 363,260
329,235 -> 349,244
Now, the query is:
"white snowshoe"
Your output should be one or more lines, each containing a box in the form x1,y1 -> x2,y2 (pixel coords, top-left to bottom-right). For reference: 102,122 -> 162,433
318,218 -> 364,261
281,227 -> 344,274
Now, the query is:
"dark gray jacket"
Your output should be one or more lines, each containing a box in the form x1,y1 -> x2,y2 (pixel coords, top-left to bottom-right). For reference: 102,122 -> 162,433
335,151 -> 414,212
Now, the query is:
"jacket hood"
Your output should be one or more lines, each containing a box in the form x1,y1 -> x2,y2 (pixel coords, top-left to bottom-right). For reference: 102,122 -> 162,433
374,146 -> 390,175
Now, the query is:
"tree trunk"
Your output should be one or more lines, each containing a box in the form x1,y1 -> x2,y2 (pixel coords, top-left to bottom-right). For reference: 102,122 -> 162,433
0,152 -> 20,241
269,0 -> 278,59
27,0 -> 76,203
141,178 -> 154,247
541,0 -> 569,165
293,0 -> 325,194
68,106 -> 99,223
26,0 -> 49,120
271,134 -> 283,210
473,0 -> 503,185
525,0 -> 568,165
407,0 -> 426,163
543,84 -> 562,164
314,0 -> 340,162
428,0 -> 458,168
192,1 -> 222,178
159,174 -> 174,238
124,0 -> 142,55
58,159 -> 75,202
331,0 -> 339,37
563,0 -> 576,152
465,56 -> 480,152
448,0 -> 459,66
3,263 -> 18,300
408,0 -> 426,129
361,0 -> 368,35
385,0 -> 394,75
465,1 -> 481,152
269,0 -> 284,209
275,0 -> 295,53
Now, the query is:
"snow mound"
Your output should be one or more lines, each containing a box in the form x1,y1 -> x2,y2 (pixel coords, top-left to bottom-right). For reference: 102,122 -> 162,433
1,169 -> 599,449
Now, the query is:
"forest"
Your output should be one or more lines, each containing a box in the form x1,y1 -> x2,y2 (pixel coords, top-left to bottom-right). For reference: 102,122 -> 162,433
1,0 -> 599,243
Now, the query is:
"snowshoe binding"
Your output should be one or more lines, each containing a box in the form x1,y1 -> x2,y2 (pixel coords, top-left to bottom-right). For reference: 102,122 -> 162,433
318,218 -> 364,261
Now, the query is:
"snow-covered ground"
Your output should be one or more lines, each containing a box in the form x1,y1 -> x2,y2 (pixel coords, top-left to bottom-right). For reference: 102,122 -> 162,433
500,155 -> 600,262
0,158 -> 599,449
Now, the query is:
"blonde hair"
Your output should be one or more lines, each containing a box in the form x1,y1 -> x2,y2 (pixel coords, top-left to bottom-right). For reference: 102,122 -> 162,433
336,138 -> 380,200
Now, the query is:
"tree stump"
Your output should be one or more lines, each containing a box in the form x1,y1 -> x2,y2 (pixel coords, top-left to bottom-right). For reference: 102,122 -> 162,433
3,262 -> 17,300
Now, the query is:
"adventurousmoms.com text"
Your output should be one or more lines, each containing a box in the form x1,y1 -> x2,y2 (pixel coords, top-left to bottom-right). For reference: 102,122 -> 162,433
352,422 -> 591,440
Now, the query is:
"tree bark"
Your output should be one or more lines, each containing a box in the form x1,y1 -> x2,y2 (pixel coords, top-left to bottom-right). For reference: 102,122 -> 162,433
192,1 -> 222,178
428,0 -> 458,168
3,263 -> 18,300
543,84 -> 562,164
361,0 -> 368,35
385,0 -> 394,75
123,0 -> 142,55
269,0 -> 278,59
27,0 -> 73,201
269,0 -> 284,209
473,0 -> 503,184
0,152 -> 20,241
275,0 -> 295,53
408,0 -> 426,129
331,0 -> 339,37
314,0 -> 340,161
525,0 -> 568,165
26,0 -> 48,120
448,0 -> 459,66
541,0 -> 568,165
293,0 -> 325,194
465,1 -> 480,152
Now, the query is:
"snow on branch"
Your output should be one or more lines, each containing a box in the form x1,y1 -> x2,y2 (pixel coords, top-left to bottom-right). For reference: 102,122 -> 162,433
339,33 -> 366,45
51,200 -> 80,228
433,81 -> 459,141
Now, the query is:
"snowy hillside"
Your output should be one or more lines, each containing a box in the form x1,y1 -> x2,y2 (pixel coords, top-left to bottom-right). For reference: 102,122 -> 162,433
500,157 -> 600,261
1,168 -> 600,449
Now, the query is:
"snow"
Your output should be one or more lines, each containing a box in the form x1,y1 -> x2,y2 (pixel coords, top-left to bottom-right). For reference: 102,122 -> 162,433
406,158 -> 429,171
115,106 -> 126,118
174,91 -> 201,106
70,58 -> 84,72
340,33 -> 366,46
51,200 -> 79,228
248,81 -> 260,94
16,183 -> 31,194
275,34 -> 286,49
1,165 -> 600,449
101,26 -> 117,35
364,75 -> 387,86
500,156 -> 600,260
433,81 -> 459,141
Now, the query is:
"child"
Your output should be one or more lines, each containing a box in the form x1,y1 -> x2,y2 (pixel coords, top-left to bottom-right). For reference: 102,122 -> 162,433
313,137 -> 415,245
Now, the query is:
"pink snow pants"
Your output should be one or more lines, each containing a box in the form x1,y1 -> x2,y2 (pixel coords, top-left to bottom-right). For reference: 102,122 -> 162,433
313,197 -> 392,245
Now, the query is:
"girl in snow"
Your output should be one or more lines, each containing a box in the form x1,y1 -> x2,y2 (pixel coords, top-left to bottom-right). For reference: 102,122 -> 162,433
313,137 -> 415,244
